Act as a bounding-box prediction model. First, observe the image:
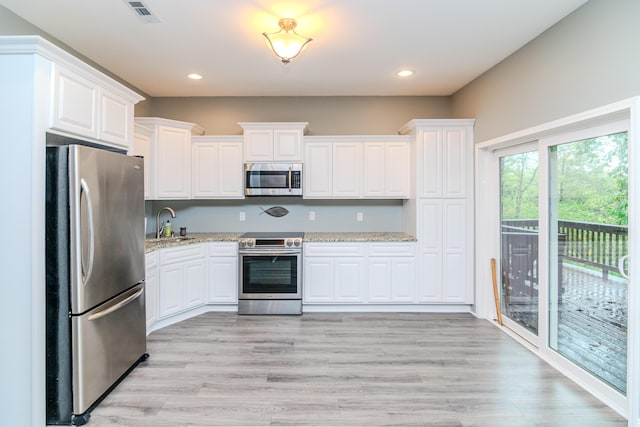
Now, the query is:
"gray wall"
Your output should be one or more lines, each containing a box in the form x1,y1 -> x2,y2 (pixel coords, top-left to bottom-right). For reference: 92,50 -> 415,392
451,0 -> 640,143
149,96 -> 451,135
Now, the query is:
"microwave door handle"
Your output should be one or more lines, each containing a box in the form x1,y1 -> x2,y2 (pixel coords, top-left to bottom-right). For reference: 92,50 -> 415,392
79,178 -> 95,285
288,168 -> 292,193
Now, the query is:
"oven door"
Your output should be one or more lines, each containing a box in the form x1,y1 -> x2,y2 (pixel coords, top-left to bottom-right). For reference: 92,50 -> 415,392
238,250 -> 302,299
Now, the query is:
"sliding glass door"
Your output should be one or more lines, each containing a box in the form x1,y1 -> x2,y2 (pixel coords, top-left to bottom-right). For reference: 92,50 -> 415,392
548,131 -> 629,394
498,147 -> 540,338
494,124 -> 629,398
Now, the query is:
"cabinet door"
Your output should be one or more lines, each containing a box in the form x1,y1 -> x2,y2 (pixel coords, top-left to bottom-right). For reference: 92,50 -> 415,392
386,142 -> 409,198
145,253 -> 158,330
442,200 -> 470,302
99,89 -> 131,148
367,258 -> 392,302
192,142 -> 219,198
391,257 -> 415,302
132,129 -> 152,199
156,126 -> 191,198
158,263 -> 183,318
273,129 -> 302,161
207,257 -> 238,303
304,143 -> 333,198
334,258 -> 365,302
184,259 -> 206,309
420,129 -> 443,197
363,142 -> 386,197
218,143 -> 244,197
333,143 -> 362,197
417,200 -> 444,302
303,258 -> 334,302
50,65 -> 98,139
417,199 -> 470,303
244,129 -> 273,161
442,128 -> 468,197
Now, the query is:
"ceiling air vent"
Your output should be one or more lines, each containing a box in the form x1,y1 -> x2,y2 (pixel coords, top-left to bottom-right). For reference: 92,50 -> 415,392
123,0 -> 160,23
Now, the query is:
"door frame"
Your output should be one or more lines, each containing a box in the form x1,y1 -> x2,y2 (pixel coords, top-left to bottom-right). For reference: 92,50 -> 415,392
474,97 -> 640,423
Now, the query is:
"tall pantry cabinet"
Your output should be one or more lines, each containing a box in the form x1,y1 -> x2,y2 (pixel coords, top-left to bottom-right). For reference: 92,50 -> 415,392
400,120 -> 475,305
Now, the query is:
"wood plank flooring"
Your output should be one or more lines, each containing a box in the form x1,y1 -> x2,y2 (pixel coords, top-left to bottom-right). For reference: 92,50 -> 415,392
89,313 -> 626,426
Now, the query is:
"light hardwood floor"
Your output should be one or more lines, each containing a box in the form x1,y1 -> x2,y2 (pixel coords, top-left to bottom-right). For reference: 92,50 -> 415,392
89,313 -> 626,426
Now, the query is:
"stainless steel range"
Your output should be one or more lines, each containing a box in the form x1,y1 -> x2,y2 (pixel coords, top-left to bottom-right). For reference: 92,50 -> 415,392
238,232 -> 303,315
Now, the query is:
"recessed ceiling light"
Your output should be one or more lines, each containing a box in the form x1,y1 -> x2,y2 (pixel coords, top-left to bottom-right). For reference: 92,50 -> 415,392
396,70 -> 414,77
187,73 -> 203,80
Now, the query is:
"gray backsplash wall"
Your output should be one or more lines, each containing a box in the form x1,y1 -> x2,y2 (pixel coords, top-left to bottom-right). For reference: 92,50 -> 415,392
146,198 -> 404,235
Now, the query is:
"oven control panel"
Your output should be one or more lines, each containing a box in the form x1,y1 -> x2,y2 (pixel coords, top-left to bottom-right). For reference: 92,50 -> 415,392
238,237 -> 303,249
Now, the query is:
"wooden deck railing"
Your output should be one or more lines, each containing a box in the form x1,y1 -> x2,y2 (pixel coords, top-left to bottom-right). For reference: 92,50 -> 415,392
502,219 -> 628,279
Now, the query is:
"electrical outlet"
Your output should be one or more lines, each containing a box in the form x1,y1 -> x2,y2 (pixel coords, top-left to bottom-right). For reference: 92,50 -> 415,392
357,212 -> 363,222
239,212 -> 246,221
309,211 -> 316,221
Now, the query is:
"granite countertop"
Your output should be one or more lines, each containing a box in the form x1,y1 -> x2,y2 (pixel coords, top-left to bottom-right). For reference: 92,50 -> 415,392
145,231 -> 416,252
303,232 -> 416,242
145,232 -> 243,252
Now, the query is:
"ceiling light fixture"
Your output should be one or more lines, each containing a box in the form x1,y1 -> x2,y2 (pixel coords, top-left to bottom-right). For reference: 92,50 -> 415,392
262,18 -> 313,64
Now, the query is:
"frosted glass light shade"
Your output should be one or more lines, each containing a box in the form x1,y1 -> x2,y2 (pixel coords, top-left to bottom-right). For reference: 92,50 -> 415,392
262,18 -> 312,64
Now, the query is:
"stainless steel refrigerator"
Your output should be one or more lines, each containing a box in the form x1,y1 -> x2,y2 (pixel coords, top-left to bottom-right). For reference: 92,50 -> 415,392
45,142 -> 148,425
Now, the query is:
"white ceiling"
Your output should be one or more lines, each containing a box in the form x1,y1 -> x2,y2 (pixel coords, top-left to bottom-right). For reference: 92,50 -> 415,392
1,0 -> 587,97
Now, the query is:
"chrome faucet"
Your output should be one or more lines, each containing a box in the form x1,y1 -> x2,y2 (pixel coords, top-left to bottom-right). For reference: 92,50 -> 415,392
156,207 -> 176,238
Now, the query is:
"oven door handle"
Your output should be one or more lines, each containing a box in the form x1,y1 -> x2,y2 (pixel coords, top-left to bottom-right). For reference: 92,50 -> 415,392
238,250 -> 301,256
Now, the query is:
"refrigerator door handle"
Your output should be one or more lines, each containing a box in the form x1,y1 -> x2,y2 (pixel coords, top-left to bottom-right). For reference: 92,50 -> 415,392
88,285 -> 144,321
80,177 -> 95,285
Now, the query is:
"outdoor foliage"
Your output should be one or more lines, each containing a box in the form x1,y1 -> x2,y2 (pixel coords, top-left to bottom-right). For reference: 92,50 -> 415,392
500,131 -> 628,226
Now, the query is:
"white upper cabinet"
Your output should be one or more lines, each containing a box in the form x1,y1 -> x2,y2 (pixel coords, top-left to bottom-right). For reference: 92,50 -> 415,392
363,141 -> 409,198
415,125 -> 471,198
191,136 -> 244,199
303,142 -> 333,197
50,63 -> 141,150
303,136 -> 410,199
239,122 -> 307,162
332,142 -> 362,197
135,117 -> 204,200
50,65 -> 98,138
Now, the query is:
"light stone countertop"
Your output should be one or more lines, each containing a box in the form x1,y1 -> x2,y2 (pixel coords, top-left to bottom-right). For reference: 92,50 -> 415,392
303,232 -> 416,242
145,231 -> 416,253
145,232 -> 243,253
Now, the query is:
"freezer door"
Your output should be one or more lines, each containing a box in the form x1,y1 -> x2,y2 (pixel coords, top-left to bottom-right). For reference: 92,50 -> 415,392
69,145 -> 145,313
72,283 -> 147,414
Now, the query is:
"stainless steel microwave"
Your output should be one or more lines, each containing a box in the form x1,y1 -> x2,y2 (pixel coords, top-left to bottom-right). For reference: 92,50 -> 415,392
244,163 -> 303,196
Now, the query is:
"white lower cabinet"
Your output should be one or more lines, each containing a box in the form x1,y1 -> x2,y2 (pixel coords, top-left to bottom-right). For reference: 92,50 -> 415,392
367,243 -> 416,303
206,242 -> 238,303
303,242 -> 415,304
303,243 -> 366,303
303,257 -> 365,303
158,244 -> 206,318
145,252 -> 159,331
417,199 -> 471,303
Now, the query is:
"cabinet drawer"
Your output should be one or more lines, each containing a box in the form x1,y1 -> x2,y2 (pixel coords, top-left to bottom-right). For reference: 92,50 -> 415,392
304,243 -> 365,257
208,242 -> 238,257
159,244 -> 205,264
368,243 -> 416,257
